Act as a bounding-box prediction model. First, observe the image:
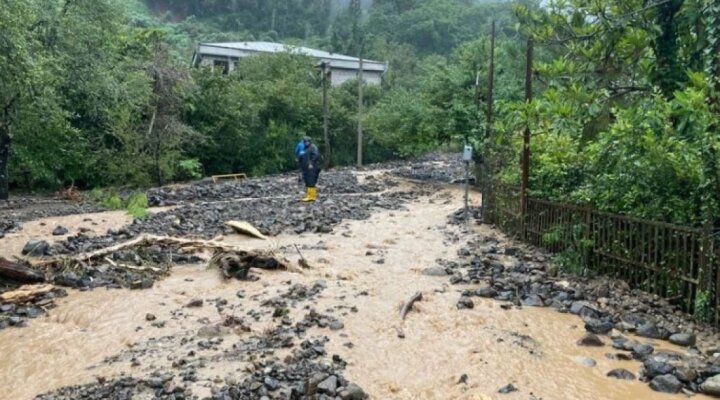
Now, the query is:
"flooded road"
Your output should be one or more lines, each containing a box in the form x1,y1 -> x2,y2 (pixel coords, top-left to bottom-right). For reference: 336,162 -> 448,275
0,187 -> 710,399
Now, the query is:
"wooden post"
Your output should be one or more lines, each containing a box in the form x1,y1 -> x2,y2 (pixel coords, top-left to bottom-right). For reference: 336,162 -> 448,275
520,37 -> 533,238
357,53 -> 364,167
481,20 -> 496,222
321,62 -> 331,168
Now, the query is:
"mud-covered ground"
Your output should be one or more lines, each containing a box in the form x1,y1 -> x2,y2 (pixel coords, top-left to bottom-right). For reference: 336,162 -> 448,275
1,154 -> 720,400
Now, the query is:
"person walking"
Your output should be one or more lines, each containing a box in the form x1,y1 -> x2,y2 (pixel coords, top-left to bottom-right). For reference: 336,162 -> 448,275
294,137 -> 305,183
299,136 -> 321,202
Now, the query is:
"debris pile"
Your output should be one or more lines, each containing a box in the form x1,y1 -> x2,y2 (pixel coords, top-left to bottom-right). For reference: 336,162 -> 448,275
447,234 -> 720,395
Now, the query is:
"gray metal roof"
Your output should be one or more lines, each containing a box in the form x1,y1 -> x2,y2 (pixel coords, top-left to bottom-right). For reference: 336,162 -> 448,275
194,41 -> 386,72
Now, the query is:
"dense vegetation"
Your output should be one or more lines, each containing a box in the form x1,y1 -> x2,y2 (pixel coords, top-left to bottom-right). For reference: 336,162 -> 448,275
1,0 -> 718,228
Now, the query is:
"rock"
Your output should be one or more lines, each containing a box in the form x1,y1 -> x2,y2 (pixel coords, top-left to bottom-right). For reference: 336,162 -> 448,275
577,333 -> 604,347
317,375 -> 338,395
605,353 -> 632,361
422,266 -> 447,276
607,369 -> 636,380
329,320 -> 344,330
22,239 -> 50,256
643,359 -> 675,378
574,356 -> 596,367
474,287 -> 496,298
668,333 -> 696,347
498,383 -> 518,394
264,377 -> 280,391
339,383 -> 368,400
584,318 -> 614,335
632,343 -> 655,359
185,299 -> 203,308
52,226 -> 69,236
197,325 -> 228,338
54,272 -> 80,287
674,366 -> 697,383
637,322 -> 662,339
305,373 -> 329,395
521,294 -> 544,307
700,374 -> 720,396
145,313 -> 156,321
457,374 -> 468,385
456,296 -> 474,310
615,321 -> 636,332
649,374 -> 683,393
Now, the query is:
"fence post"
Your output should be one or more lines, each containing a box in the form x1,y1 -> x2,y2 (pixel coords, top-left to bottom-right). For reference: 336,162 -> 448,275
698,223 -> 712,320
583,205 -> 593,274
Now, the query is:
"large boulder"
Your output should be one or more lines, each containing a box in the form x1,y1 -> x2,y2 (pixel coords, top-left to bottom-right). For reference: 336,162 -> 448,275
668,333 -> 696,347
607,369 -> 636,380
21,239 -> 50,257
636,322 -> 662,339
577,333 -> 604,347
584,318 -> 613,335
701,374 -> 720,396
643,359 -> 675,378
649,374 -> 683,393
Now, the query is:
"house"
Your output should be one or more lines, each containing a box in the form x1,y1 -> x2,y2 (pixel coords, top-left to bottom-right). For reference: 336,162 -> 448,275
191,41 -> 386,86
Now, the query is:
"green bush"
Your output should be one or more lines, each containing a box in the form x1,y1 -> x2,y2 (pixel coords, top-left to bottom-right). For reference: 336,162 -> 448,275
175,159 -> 203,181
102,192 -> 124,210
125,191 -> 149,219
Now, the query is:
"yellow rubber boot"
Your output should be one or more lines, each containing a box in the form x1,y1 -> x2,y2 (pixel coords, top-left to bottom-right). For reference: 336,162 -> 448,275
301,187 -> 313,202
308,187 -> 317,201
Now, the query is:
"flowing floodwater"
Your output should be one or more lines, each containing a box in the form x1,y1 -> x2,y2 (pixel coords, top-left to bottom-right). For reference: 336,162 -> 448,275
0,187 -> 709,400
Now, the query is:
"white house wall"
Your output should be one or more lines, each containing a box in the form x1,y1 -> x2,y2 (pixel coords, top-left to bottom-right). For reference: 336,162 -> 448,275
331,69 -> 382,86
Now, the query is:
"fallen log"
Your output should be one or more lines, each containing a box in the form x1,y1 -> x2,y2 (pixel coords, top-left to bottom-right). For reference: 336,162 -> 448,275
0,257 -> 45,283
0,284 -> 54,304
400,291 -> 423,320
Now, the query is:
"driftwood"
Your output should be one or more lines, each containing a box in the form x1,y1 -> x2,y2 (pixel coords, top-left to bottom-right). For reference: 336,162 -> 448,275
0,284 -> 54,304
294,244 -> 311,269
400,291 -> 423,320
0,257 -> 45,283
396,291 -> 423,339
225,221 -> 268,240
36,235 -> 277,266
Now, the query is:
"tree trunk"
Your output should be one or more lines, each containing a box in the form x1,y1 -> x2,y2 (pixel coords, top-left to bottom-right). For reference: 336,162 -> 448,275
0,127 -> 10,200
0,258 -> 45,283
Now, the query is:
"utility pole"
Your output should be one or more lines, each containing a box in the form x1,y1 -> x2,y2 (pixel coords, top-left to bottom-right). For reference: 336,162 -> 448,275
520,37 -> 533,237
357,53 -> 364,166
481,20 -> 496,222
321,62 -> 331,168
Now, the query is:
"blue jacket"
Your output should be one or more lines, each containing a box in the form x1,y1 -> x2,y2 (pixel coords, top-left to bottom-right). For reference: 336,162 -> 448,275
294,140 -> 305,158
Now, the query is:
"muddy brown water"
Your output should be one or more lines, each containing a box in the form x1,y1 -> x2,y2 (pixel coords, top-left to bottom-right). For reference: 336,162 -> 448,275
0,187 -> 710,400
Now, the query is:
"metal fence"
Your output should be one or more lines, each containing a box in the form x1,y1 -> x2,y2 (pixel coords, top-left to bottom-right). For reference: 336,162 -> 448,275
485,183 -> 720,325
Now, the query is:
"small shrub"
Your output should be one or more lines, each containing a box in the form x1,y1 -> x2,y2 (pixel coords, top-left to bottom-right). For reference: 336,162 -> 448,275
127,205 -> 149,219
87,188 -> 104,203
125,192 -> 149,219
175,159 -> 203,181
126,192 -> 149,209
103,192 -> 124,210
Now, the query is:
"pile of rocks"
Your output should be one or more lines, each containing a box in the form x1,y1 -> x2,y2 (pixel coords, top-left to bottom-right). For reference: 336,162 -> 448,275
447,234 -> 720,396
145,170 -> 383,206
51,190 -> 424,256
0,287 -> 67,331
35,375 -> 191,400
